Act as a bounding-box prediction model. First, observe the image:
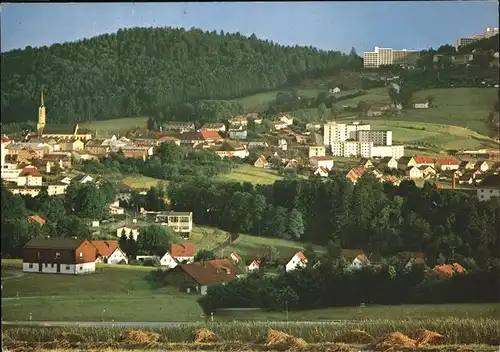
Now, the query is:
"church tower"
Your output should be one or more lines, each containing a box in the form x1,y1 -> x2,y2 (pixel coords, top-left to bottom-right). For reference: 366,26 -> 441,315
37,88 -> 46,134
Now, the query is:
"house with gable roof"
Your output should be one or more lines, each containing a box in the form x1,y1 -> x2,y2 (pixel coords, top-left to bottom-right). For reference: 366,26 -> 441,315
91,240 -> 128,264
350,253 -> 370,270
254,155 -> 270,168
285,251 -> 308,272
166,259 -> 239,295
435,158 -> 460,171
230,251 -> 242,263
397,156 -> 417,171
413,156 -> 435,168
160,244 -> 196,269
430,263 -> 466,277
28,215 -> 46,227
246,259 -> 260,272
17,165 -> 42,186
314,166 -> 329,178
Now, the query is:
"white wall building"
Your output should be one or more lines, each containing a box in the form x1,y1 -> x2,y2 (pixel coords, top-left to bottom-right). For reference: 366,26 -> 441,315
371,145 -> 405,159
324,122 -> 347,145
285,252 -> 308,272
331,141 -> 373,158
346,123 -> 371,140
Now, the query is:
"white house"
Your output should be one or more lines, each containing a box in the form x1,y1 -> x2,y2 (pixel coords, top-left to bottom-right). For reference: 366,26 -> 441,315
159,251 -> 179,269
247,260 -> 260,272
477,175 -> 500,202
91,240 -> 128,264
279,114 -> 294,126
278,138 -> 288,151
273,121 -> 288,130
407,166 -> 423,179
170,243 -> 195,264
314,166 -> 329,178
331,87 -> 341,94
60,177 -> 72,185
285,251 -> 308,272
230,251 -> 242,263
412,101 -> 429,109
310,156 -> 334,170
350,254 -> 370,270
116,226 -> 140,241
73,174 -> 93,184
109,200 -> 125,215
229,129 -> 248,140
378,157 -> 398,169
308,145 -> 326,158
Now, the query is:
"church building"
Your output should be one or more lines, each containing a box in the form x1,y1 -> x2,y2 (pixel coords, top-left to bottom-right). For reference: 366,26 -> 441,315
36,89 -> 93,141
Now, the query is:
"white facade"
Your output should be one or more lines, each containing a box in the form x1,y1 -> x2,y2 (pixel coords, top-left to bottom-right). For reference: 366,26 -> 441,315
477,188 -> 500,202
413,102 -> 429,109
363,46 -> 420,68
229,130 -> 247,140
160,252 -> 179,269
1,166 -> 21,182
357,130 -> 392,146
106,248 -> 128,264
314,167 -> 329,177
309,146 -> 326,158
22,261 -> 95,275
331,141 -> 373,158
310,158 -> 334,170
47,183 -> 68,196
280,116 -> 294,126
324,122 -> 347,145
278,139 -> 288,151
350,257 -> 369,270
371,145 -> 404,159
285,253 -> 308,272
408,167 -> 423,179
247,260 -> 260,272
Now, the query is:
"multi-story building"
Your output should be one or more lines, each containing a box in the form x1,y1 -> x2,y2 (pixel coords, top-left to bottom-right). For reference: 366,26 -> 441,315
155,212 -> 193,234
455,28 -> 499,49
308,146 -> 326,158
363,47 -> 420,68
371,145 -> 405,159
356,130 -> 392,146
346,122 -> 370,140
324,122 -> 347,145
484,27 -> 499,38
455,37 -> 479,49
331,141 -> 373,158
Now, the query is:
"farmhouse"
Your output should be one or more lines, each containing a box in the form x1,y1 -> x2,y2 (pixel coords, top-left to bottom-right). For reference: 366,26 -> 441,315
435,158 -> 460,171
419,165 -> 438,179
160,243 -> 196,269
407,166 -> 423,179
253,155 -> 269,168
413,156 -> 435,168
285,251 -> 307,272
91,240 -> 128,264
230,251 -> 242,263
167,259 -> 239,295
155,211 -> 193,234
350,253 -> 370,270
246,259 -> 260,272
23,237 -> 97,275
314,166 -> 329,177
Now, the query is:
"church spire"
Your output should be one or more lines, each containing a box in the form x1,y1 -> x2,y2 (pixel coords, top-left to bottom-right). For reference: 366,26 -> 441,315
37,87 -> 46,135
41,88 -> 44,107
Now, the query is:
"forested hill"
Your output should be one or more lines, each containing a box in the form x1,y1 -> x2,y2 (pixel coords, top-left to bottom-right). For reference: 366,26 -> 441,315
1,27 -> 361,125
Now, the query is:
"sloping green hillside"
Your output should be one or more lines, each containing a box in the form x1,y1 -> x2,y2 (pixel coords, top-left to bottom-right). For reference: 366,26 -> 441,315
1,27 -> 360,125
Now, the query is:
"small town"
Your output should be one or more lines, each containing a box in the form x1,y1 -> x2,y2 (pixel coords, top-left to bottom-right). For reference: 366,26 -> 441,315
1,2 -> 499,352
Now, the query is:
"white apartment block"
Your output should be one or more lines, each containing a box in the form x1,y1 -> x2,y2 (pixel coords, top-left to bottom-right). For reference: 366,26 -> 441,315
346,123 -> 370,140
324,122 -> 347,145
357,130 -> 392,146
331,141 -> 373,158
455,27 -> 499,49
308,145 -> 326,158
363,47 -> 420,68
484,27 -> 499,38
371,145 -> 405,159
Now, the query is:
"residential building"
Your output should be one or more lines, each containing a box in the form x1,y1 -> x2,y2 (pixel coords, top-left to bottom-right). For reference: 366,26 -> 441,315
459,160 -> 475,170
247,260 -> 260,272
430,263 -> 466,277
211,143 -> 249,159
359,158 -> 374,169
455,37 -> 479,49
363,46 -> 420,68
324,122 -> 347,145
413,156 -> 435,168
310,156 -> 334,170
1,163 -> 21,183
60,139 -> 85,152
1,135 -> 11,168
435,158 -> 460,171
484,27 -> 499,38
346,122 -> 371,140
314,166 -> 329,178
285,251 -> 308,272
120,145 -> 154,161
23,238 -> 97,275
419,166 -> 438,179
229,129 -> 248,140
228,116 -> 248,127
170,244 -> 196,264
47,182 -> 69,196
73,174 -> 93,184
5,184 -> 43,197
162,122 -> 195,133
155,211 -> 193,233
200,122 -> 226,132
345,167 -> 383,184
277,113 -> 294,126
350,254 -> 370,270
474,161 -> 489,173
277,138 -> 288,151
308,145 -> 326,158
451,54 -> 474,65
306,123 -> 322,131
91,240 -> 128,264
398,156 -> 417,170
17,166 -> 43,187
254,155 -> 269,168
230,251 -> 241,263
273,121 -> 288,130
378,157 -> 398,169
331,141 -> 373,158
407,166 -> 423,179
477,175 -> 500,201
166,259 -> 239,295
116,226 -> 140,241
356,130 -> 392,146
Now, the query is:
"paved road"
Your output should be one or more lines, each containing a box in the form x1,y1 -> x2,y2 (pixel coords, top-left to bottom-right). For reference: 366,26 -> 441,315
2,272 -> 24,280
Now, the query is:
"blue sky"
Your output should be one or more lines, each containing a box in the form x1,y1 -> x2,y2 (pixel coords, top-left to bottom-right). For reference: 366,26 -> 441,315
1,2 -> 498,53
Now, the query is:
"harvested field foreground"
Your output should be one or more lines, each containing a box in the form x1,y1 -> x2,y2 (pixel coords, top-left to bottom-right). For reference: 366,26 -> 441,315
3,318 -> 500,351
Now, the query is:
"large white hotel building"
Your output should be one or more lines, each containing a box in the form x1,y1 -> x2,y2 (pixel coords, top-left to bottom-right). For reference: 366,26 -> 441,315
363,47 -> 420,68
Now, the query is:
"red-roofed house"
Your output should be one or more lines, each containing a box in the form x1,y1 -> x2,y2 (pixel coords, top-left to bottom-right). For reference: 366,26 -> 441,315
160,244 -> 196,269
230,251 -> 241,263
286,251 -> 308,272
430,263 -> 466,277
247,259 -> 260,272
413,156 -> 435,168
346,167 -> 366,184
435,158 -> 460,171
28,215 -> 46,227
17,166 -> 43,186
254,155 -> 269,168
350,253 -> 370,270
91,240 -> 128,264
314,166 -> 329,177
199,130 -> 224,143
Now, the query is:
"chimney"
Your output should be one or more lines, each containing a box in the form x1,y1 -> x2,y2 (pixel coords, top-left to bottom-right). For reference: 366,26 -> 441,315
452,173 -> 456,190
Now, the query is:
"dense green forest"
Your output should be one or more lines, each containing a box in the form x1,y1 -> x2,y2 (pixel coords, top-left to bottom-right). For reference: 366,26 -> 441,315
1,27 -> 361,125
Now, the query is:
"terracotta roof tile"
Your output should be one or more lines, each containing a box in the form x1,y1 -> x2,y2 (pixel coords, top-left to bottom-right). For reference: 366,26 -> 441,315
28,215 -> 46,226
91,240 -> 119,257
199,130 -> 223,141
19,166 -> 41,177
413,156 -> 435,164
170,243 -> 195,257
175,259 -> 239,285
437,158 -> 459,165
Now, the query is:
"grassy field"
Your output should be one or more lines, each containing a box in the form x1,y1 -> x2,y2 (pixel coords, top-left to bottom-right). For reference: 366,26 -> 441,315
81,117 -> 149,137
336,118 -> 496,150
122,175 -> 166,189
216,164 -> 283,185
184,226 -> 229,252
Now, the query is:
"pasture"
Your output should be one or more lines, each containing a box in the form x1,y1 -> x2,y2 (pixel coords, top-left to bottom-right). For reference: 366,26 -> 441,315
216,164 -> 283,185
81,117 -> 149,137
122,175 -> 166,190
